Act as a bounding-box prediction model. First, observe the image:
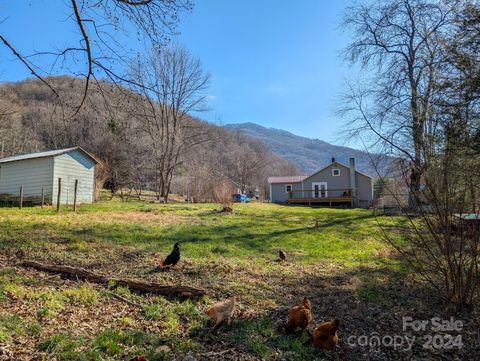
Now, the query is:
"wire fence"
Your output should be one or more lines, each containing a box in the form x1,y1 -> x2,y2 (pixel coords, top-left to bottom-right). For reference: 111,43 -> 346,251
0,178 -> 79,211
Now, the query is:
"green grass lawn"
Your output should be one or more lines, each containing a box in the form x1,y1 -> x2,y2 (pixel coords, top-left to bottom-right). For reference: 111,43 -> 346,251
0,200 -> 413,360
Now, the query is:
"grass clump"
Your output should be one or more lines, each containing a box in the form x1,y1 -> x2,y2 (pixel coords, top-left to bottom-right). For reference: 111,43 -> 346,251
357,285 -> 384,304
228,318 -> 276,358
92,329 -> 124,356
0,314 -> 24,343
92,329 -> 174,359
63,284 -> 98,305
37,333 -> 76,352
26,322 -> 42,335
38,334 -> 100,361
143,302 -> 180,335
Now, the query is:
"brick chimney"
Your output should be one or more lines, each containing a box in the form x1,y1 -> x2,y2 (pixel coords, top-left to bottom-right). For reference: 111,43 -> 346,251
349,157 -> 357,206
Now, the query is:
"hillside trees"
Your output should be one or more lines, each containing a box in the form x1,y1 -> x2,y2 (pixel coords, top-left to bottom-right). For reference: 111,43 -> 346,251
128,46 -> 210,203
0,77 -> 145,195
172,126 -> 299,202
221,133 -> 270,194
0,76 -> 297,202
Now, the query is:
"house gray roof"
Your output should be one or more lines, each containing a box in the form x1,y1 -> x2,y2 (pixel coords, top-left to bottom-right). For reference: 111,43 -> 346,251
268,161 -> 373,184
268,175 -> 308,184
0,147 -> 99,164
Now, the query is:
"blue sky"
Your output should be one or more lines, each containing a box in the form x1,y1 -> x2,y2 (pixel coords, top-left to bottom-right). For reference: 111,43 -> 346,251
0,0 -> 356,145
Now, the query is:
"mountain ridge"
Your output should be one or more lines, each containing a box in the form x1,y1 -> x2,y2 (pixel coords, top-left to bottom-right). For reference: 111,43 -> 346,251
224,122 -> 388,176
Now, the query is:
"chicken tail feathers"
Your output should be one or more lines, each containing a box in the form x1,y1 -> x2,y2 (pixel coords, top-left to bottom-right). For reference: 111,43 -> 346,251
148,261 -> 167,274
285,321 -> 295,334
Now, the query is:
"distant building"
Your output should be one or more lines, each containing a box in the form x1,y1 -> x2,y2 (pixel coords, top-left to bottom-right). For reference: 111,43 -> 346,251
268,158 -> 373,208
0,147 -> 98,205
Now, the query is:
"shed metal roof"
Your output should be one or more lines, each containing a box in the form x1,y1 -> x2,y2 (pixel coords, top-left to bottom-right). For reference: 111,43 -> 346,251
0,147 -> 99,164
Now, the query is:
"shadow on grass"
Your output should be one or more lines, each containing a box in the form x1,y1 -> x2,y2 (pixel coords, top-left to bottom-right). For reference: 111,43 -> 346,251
185,259 -> 478,361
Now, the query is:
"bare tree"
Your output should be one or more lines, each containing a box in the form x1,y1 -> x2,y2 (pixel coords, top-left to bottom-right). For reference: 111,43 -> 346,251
341,0 -> 458,205
212,178 -> 236,211
129,45 -> 210,203
341,0 -> 480,307
259,156 -> 299,201
0,0 -> 193,114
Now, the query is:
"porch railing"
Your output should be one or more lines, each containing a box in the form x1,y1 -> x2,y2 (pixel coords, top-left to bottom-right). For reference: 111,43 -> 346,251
287,188 -> 354,205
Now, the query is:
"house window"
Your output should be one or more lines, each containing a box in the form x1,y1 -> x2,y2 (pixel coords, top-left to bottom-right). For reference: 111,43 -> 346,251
332,169 -> 340,176
285,184 -> 292,193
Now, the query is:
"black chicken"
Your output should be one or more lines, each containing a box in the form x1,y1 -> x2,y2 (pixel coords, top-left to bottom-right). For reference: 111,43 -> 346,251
159,242 -> 181,269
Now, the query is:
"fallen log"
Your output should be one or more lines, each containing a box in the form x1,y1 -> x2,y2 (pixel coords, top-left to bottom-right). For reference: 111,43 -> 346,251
22,260 -> 206,299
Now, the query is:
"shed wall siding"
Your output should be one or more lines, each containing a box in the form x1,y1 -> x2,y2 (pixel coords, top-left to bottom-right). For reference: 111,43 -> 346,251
0,158 -> 54,202
52,151 -> 95,205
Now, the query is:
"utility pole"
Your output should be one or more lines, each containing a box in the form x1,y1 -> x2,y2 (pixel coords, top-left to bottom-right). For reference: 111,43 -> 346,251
1,142 -> 4,158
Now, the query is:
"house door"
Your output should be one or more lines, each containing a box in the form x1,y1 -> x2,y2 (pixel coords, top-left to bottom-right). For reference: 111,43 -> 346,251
312,182 -> 328,198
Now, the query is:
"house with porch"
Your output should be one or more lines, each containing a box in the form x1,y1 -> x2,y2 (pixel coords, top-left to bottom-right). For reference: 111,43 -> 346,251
268,158 -> 373,208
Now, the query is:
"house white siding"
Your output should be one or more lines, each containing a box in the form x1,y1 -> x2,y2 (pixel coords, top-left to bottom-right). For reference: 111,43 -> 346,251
52,151 -> 95,205
0,157 -> 54,202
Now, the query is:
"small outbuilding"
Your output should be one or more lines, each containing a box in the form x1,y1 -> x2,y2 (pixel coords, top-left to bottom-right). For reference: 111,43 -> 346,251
0,147 -> 98,205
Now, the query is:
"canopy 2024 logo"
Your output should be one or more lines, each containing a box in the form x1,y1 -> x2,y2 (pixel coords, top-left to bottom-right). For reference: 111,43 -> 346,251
403,317 -> 463,350
347,317 -> 463,352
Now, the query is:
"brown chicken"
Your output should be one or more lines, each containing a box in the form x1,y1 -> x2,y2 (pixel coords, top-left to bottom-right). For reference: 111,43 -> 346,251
311,319 -> 339,351
285,297 -> 313,334
205,296 -> 236,329
129,356 -> 146,361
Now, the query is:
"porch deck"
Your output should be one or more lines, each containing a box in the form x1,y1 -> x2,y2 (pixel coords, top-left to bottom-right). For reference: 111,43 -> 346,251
287,188 -> 353,206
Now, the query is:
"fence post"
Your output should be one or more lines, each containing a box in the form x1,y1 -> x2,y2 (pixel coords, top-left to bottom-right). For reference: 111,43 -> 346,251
19,186 -> 23,209
73,179 -> 78,212
56,178 -> 61,212
41,187 -> 45,209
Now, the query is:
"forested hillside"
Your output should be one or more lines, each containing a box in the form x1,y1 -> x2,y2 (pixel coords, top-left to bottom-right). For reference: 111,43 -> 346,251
0,77 -> 297,201
225,123 -> 392,175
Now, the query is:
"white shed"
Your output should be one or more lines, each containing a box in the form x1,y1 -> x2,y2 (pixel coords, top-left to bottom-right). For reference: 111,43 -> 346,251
0,147 -> 98,205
